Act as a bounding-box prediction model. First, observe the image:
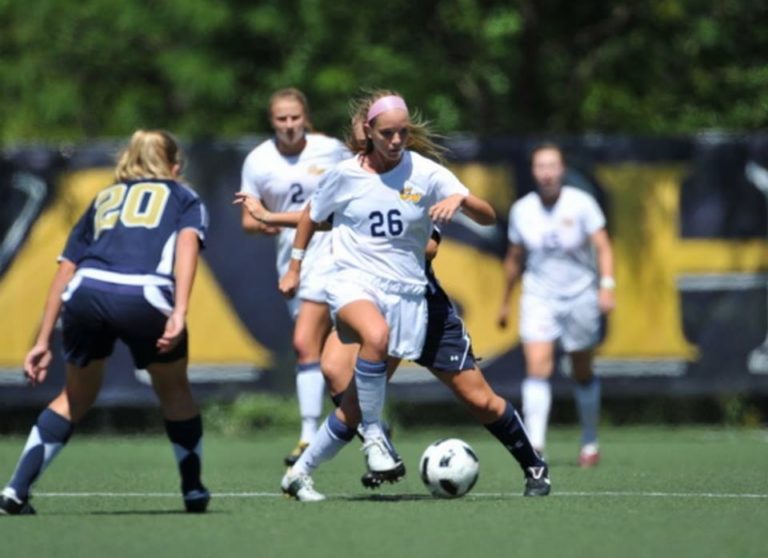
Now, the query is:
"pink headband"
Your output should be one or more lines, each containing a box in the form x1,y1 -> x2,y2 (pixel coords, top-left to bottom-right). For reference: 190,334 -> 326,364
367,95 -> 409,123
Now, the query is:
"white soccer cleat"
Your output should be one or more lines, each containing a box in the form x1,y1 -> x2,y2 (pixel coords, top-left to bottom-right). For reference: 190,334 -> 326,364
281,470 -> 326,502
362,436 -> 403,473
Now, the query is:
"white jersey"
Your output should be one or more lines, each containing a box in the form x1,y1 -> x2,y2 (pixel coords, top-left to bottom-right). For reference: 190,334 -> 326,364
240,133 -> 351,277
508,186 -> 605,298
310,151 -> 469,294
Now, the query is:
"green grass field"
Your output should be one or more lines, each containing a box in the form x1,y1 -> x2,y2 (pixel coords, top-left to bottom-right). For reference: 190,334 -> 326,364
0,426 -> 766,558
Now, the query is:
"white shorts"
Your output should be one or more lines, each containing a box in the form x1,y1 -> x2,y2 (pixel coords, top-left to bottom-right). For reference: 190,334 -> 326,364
519,288 -> 600,352
325,272 -> 427,360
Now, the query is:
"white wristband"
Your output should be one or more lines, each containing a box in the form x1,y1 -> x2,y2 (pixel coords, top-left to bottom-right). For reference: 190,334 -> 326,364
599,276 -> 616,290
291,248 -> 306,261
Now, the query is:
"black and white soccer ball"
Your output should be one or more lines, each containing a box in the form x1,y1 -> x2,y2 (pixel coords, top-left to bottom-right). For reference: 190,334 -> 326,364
419,438 -> 479,498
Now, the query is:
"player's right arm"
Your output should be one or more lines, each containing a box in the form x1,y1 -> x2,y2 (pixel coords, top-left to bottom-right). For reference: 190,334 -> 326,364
157,228 -> 200,354
497,243 -> 524,329
278,205 -> 320,298
24,259 -> 78,386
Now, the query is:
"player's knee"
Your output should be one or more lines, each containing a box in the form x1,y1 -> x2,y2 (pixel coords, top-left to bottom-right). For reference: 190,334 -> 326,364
292,330 -> 321,362
360,328 -> 389,358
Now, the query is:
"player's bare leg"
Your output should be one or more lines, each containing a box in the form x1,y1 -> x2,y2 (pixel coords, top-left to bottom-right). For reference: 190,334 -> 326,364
147,358 -> 209,512
570,349 -> 601,467
522,341 -> 555,453
320,329 -> 357,405
288,301 -> 333,465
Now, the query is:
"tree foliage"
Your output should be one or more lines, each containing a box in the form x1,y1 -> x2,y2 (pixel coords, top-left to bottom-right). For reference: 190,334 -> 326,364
1,0 -> 766,144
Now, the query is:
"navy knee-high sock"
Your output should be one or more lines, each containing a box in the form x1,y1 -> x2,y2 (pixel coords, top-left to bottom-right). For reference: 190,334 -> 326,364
6,409 -> 73,500
484,402 -> 544,471
164,415 -> 204,494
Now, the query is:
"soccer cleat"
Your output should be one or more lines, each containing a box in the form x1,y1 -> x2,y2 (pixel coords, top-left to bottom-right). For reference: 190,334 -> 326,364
578,443 -> 600,468
281,470 -> 326,502
183,487 -> 211,513
0,489 -> 36,516
360,437 -> 406,489
523,464 -> 551,497
284,441 -> 309,467
355,421 -> 394,443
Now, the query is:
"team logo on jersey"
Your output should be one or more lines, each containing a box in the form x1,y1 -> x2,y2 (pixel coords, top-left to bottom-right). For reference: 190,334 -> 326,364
561,217 -> 575,227
307,165 -> 327,176
400,187 -> 422,203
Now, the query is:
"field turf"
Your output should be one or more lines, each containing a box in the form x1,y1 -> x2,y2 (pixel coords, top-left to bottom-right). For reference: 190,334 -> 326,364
0,426 -> 766,558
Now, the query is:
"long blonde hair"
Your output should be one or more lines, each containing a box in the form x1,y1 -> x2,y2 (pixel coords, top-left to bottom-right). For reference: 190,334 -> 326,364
115,129 -> 182,181
346,89 -> 446,164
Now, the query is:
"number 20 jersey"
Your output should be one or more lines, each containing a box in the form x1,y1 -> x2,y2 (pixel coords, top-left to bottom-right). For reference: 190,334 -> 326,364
240,134 -> 351,278
61,178 -> 208,280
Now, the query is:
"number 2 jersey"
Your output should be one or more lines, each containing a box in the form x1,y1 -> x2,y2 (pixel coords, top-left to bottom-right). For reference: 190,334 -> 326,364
61,178 -> 208,283
507,186 -> 605,299
309,150 -> 470,294
240,134 -> 351,278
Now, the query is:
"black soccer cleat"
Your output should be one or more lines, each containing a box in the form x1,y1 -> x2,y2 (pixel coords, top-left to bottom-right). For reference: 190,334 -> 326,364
360,461 -> 407,489
183,488 -> 211,513
523,464 -> 551,497
0,493 -> 36,516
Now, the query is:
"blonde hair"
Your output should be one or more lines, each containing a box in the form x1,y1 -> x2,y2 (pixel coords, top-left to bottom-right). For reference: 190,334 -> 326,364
115,130 -> 182,181
269,87 -> 314,132
347,89 -> 447,164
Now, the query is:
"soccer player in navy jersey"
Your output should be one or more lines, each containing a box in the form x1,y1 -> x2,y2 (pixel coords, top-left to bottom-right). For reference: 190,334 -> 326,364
0,130 -> 210,515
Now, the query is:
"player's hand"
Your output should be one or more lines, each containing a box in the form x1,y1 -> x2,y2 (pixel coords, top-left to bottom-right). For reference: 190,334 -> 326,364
429,194 -> 466,224
279,269 -> 300,299
233,193 -> 281,235
497,303 -> 510,329
23,343 -> 53,386
157,311 -> 186,354
598,288 -> 616,314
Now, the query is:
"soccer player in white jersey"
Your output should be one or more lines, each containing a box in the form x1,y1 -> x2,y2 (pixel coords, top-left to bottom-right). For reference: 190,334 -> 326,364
277,90 -> 496,496
497,143 -> 615,467
236,88 -> 351,466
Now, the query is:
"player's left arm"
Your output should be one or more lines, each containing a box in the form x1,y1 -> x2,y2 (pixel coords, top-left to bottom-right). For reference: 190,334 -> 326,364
157,228 -> 200,353
590,228 -> 616,314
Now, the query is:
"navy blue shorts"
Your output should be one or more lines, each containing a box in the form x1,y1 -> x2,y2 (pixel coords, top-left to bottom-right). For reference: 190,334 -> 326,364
61,278 -> 187,369
415,285 -> 476,373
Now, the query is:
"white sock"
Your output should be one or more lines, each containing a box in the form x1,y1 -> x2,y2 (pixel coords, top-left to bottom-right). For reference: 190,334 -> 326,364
354,358 -> 388,441
292,413 -> 355,476
296,362 -> 325,443
574,377 -> 601,447
522,377 -> 551,451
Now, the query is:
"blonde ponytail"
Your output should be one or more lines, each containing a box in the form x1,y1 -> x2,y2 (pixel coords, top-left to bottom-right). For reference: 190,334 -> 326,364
115,129 -> 182,181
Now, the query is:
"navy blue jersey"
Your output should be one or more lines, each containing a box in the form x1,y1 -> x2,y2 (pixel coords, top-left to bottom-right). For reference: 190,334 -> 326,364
62,179 -> 207,280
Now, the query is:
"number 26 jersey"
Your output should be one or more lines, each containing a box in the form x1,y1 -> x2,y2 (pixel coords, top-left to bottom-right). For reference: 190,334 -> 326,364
310,151 -> 469,293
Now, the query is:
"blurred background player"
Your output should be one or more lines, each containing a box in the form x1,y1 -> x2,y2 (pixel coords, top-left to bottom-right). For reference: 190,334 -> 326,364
0,130 -> 210,515
237,88 -> 351,466
497,142 -> 615,467
278,90 -> 496,496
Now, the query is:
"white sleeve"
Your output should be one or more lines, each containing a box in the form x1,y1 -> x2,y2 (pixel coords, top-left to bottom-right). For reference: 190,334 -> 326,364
507,205 -> 522,244
581,193 -> 606,234
309,166 -> 346,222
240,153 -> 262,198
432,165 -> 470,199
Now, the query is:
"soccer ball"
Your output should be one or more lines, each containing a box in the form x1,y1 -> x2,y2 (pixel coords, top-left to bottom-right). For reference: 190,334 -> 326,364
419,438 -> 479,498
